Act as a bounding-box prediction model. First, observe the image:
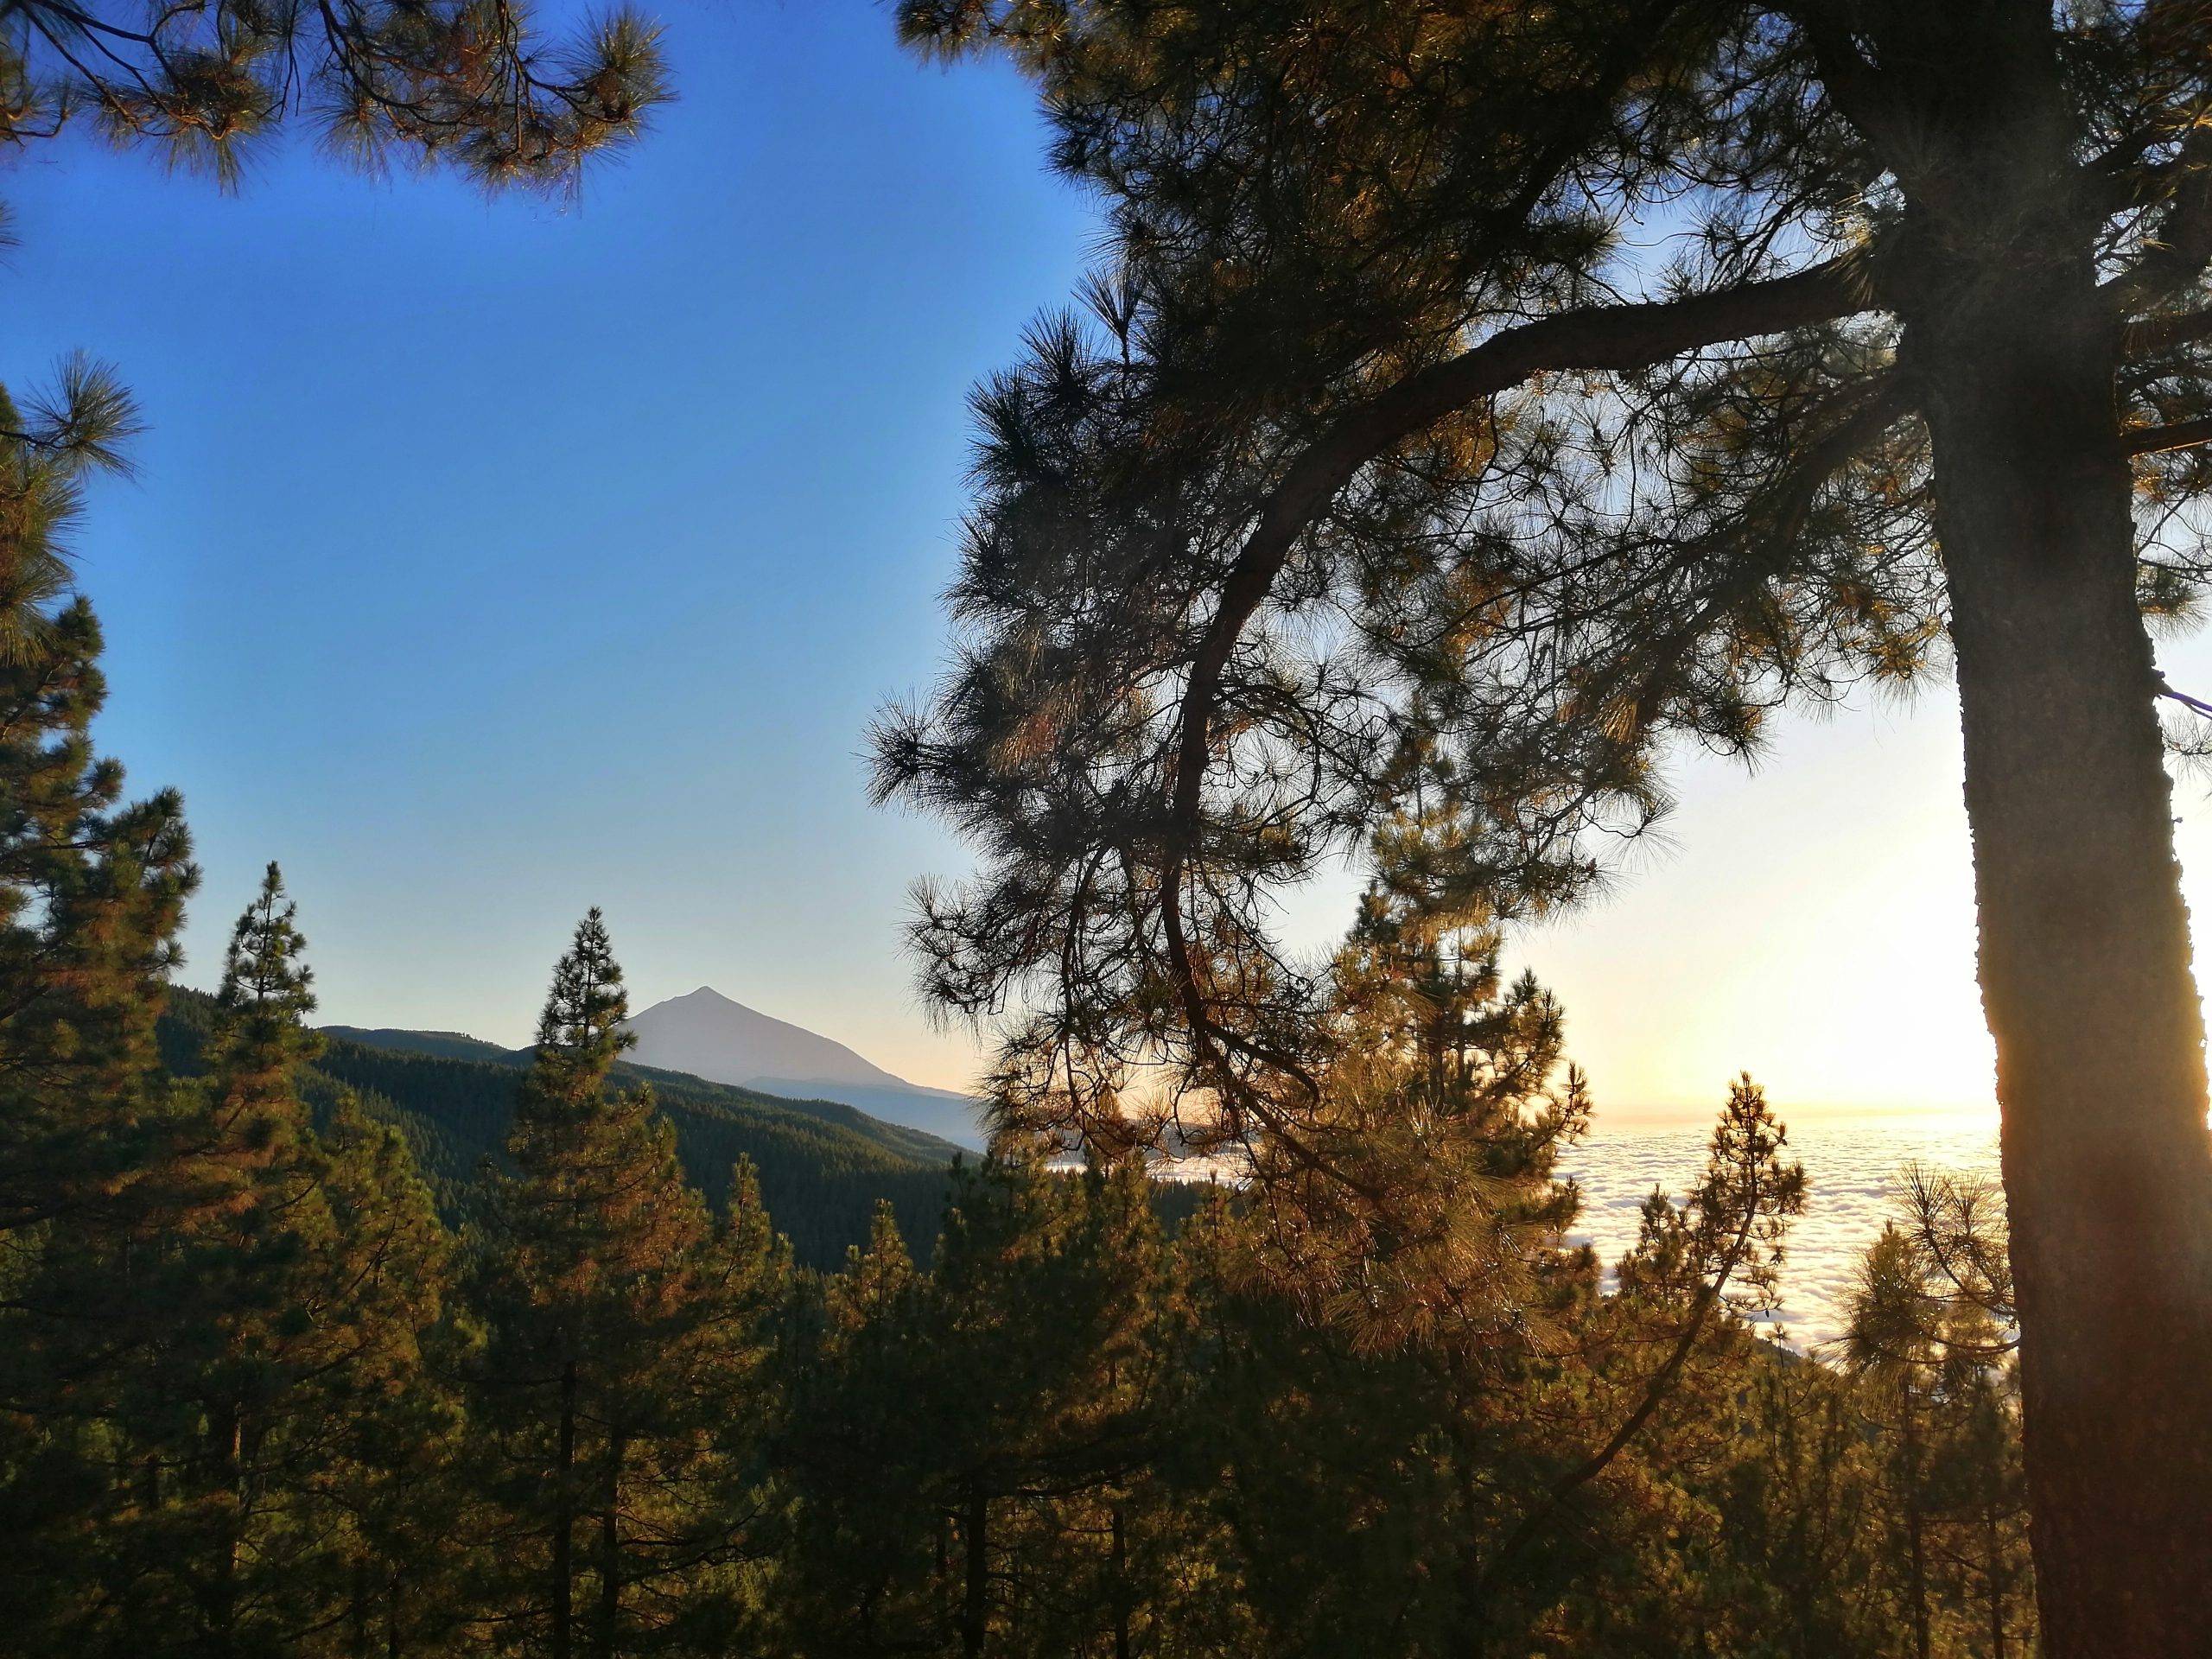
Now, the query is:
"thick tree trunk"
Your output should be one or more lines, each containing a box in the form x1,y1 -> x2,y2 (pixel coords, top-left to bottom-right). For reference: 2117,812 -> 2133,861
1930,350 -> 2212,1649
1883,10 -> 2212,1652
1915,210 -> 2212,1659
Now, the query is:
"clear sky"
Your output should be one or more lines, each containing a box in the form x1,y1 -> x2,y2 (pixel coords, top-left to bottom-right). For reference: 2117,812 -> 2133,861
19,1 -> 2212,1118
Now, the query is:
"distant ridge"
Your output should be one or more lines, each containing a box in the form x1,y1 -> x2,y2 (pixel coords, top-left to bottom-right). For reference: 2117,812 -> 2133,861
320,1027 -> 514,1065
622,987 -> 982,1149
194,994 -> 968,1269
322,990 -> 985,1150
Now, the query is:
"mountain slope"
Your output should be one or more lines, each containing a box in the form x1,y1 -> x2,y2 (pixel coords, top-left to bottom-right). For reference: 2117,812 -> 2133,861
160,991 -> 962,1270
624,987 -> 983,1148
319,1026 -> 514,1064
624,986 -> 904,1088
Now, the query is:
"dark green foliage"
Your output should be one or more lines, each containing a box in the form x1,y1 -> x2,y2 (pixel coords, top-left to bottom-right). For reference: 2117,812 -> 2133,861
162,988 -> 961,1272
1,846 -> 2031,1658
469,911 -> 785,1657
320,1027 -> 518,1064
775,1154 -> 1186,1658
760,1111 -> 2016,1659
1844,1175 -> 2033,1659
0,362 -> 200,1648
0,364 -> 194,1241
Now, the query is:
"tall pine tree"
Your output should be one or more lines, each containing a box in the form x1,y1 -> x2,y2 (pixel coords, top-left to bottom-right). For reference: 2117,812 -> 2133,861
473,911 -> 777,1659
875,10 -> 2212,1634
0,364 -> 197,1646
304,1093 -> 473,1659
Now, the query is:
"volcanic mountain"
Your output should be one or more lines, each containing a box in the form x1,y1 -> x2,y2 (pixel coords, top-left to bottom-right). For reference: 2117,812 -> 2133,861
620,986 -> 982,1149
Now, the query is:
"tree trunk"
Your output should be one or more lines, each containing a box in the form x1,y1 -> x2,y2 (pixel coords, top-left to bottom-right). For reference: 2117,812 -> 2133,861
594,1430 -> 624,1659
208,1404 -> 244,1659
1924,267 -> 2212,1656
1901,1386 -> 1929,1659
1881,10 -> 2212,1652
1987,1507 -> 2007,1659
552,1361 -> 577,1659
351,1559 -> 370,1659
960,1483 -> 989,1659
1109,1503 -> 1131,1659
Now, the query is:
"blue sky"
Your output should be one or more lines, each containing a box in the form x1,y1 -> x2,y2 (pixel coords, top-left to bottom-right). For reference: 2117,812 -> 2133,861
19,1 -> 2212,1113
15,3 -> 1097,1087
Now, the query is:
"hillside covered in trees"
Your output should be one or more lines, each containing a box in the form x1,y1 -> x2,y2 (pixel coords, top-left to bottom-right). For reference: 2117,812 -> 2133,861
4,862 -> 2034,1656
160,991 -> 963,1270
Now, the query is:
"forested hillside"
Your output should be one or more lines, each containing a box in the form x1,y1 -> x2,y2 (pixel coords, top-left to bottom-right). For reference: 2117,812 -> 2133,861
3,871 -> 2034,1656
161,990 -> 961,1270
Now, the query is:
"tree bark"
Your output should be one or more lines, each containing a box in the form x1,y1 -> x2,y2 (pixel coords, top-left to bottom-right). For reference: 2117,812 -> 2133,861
1929,327 -> 2212,1649
1868,9 -> 2212,1651
1903,68 -> 2212,1659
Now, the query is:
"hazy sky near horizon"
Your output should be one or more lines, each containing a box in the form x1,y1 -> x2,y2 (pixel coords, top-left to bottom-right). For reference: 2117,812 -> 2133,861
21,2 -> 2212,1117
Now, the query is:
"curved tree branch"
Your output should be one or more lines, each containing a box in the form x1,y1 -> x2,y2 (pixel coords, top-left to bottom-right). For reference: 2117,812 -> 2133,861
1168,254 -> 1883,869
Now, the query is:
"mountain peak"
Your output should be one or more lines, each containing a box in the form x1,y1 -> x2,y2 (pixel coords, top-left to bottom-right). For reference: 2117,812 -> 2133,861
621,988 -> 982,1150
625,987 -> 904,1091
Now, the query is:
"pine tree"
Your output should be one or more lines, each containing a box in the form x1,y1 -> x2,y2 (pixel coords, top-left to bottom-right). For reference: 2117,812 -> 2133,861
305,1094 -> 472,1659
1850,1226 -> 1942,1659
472,911 -> 775,1659
925,1155 -> 1170,1659
41,865 -> 476,1659
1699,1359 -> 1889,1657
162,864 -> 335,1654
1847,1173 -> 2033,1659
774,1202 -> 935,1652
1249,861 -> 1594,1357
0,364 -> 198,1646
0,362 -> 194,1232
99,864 -> 368,1656
875,9 -> 2212,1637
1158,899 -> 1808,1656
779,1163 -> 1176,1659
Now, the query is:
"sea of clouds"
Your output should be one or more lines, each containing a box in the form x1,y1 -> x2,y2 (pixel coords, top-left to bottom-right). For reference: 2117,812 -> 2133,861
1562,1110 -> 2002,1353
